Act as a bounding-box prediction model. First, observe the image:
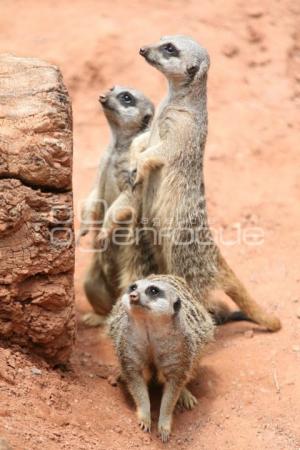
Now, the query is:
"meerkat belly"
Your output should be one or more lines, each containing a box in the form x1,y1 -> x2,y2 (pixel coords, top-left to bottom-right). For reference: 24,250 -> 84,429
146,325 -> 184,382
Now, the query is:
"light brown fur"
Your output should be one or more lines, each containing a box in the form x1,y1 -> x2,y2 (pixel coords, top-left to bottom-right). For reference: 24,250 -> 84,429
115,36 -> 281,331
80,86 -> 154,326
108,274 -> 214,442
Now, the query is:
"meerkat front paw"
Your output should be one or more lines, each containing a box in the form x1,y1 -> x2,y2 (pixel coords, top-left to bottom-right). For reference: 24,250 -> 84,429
96,228 -> 110,248
177,387 -> 198,410
132,155 -> 165,190
137,408 -> 151,433
158,419 -> 171,443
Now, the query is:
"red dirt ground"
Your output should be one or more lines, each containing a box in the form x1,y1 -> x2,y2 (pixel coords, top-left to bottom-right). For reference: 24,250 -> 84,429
1,0 -> 300,448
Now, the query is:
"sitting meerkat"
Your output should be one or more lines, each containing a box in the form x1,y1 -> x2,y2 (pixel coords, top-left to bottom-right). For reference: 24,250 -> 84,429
125,35 -> 281,331
80,86 -> 154,326
108,274 -> 214,442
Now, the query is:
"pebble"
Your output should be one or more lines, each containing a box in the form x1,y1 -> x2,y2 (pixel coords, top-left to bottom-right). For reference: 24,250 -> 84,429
244,330 -> 254,338
296,309 -> 300,319
247,24 -> 264,44
292,345 -> 300,353
246,7 -> 264,18
222,44 -> 239,58
31,367 -> 42,376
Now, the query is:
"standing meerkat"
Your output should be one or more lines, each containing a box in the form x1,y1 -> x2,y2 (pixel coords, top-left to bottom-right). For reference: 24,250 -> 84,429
80,86 -> 154,326
108,274 -> 214,442
127,35 -> 281,331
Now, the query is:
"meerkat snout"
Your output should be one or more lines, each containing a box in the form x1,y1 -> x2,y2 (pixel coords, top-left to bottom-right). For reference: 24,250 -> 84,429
98,94 -> 107,104
129,291 -> 140,304
139,47 -> 149,56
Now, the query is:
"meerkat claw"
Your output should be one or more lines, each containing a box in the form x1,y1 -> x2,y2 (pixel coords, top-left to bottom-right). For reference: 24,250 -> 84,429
137,411 -> 151,433
138,419 -> 151,433
158,425 -> 171,443
96,229 -> 110,247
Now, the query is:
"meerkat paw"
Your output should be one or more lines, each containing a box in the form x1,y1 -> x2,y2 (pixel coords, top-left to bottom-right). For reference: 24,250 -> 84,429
158,420 -> 171,443
81,312 -> 106,327
96,228 -> 109,246
137,409 -> 151,433
177,387 -> 198,410
76,227 -> 89,245
132,156 -> 165,190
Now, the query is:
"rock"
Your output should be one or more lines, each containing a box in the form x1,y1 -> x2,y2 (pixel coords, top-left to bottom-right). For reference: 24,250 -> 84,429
296,309 -> 300,319
0,54 -> 76,364
31,367 -> 42,376
292,345 -> 300,352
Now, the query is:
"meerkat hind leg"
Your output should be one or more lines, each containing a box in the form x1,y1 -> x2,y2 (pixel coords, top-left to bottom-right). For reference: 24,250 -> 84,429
217,254 -> 281,331
177,386 -> 198,410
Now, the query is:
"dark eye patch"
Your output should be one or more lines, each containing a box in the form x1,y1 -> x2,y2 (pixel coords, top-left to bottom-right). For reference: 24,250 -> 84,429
160,43 -> 180,58
128,283 -> 137,293
145,285 -> 164,298
117,91 -> 136,108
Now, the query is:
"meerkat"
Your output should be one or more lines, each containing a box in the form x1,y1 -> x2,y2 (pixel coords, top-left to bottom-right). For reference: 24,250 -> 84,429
80,86 -> 154,326
108,274 -> 214,442
124,35 -> 281,331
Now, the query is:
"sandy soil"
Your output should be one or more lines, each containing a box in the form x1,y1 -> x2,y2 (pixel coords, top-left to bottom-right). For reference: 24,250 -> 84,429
0,0 -> 300,448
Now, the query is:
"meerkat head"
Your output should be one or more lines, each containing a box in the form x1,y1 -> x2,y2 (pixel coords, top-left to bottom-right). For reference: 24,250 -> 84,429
139,35 -> 210,85
99,86 -> 154,135
121,279 -> 182,317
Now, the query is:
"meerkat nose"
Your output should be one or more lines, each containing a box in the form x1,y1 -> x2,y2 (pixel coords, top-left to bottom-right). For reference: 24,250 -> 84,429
129,291 -> 140,304
99,94 -> 107,104
139,47 -> 148,56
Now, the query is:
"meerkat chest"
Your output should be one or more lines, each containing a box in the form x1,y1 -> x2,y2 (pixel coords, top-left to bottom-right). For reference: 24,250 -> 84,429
144,321 -> 183,369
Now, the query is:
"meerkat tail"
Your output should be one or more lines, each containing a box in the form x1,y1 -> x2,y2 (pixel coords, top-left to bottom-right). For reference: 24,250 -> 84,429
207,298 -> 251,325
217,254 -> 281,332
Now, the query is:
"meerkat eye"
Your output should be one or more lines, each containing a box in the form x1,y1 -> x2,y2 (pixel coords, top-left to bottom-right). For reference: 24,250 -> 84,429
146,285 -> 160,297
118,92 -> 136,107
128,283 -> 137,292
163,43 -> 179,56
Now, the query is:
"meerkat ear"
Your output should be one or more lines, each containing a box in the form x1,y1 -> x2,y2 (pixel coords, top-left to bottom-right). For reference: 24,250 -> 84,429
187,57 -> 210,81
173,297 -> 181,314
140,113 -> 153,131
186,64 -> 200,80
197,57 -> 210,79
